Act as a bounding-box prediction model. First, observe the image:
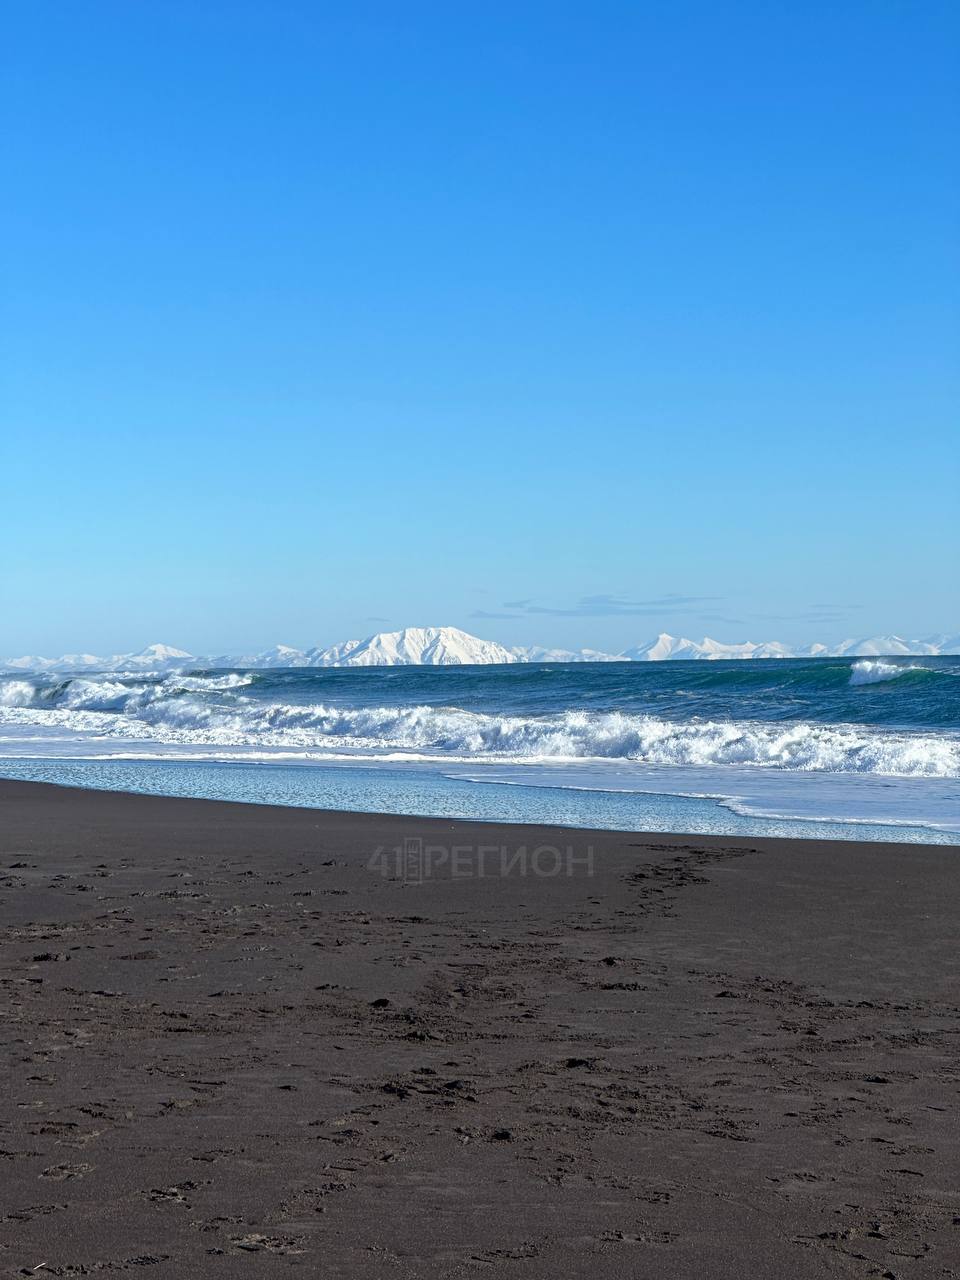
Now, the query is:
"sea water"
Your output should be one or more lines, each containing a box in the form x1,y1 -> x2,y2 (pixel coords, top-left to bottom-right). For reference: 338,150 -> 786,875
0,658 -> 957,842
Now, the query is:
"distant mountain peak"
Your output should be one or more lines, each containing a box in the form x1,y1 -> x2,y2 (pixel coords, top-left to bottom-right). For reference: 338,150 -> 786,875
131,643 -> 193,661
309,625 -> 519,667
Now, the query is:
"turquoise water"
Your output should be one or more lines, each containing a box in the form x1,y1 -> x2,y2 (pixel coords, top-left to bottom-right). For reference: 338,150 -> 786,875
0,757 -> 953,845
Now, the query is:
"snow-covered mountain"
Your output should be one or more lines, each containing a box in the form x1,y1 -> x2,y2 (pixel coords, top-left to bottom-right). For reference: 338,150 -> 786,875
0,652 -> 103,672
623,633 -> 960,661
830,635 -> 950,658
623,634 -> 713,662
306,626 -> 519,667
513,645 -> 622,663
0,644 -> 193,673
925,633 -> 960,655
3,627 -> 958,672
114,644 -> 195,670
206,644 -> 313,668
625,634 -> 801,661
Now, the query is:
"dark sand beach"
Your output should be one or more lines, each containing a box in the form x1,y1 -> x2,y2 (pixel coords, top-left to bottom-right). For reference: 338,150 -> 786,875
1,778 -> 958,1278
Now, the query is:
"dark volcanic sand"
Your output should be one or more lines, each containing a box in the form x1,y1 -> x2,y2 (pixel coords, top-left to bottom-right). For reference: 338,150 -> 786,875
1,780 -> 958,1278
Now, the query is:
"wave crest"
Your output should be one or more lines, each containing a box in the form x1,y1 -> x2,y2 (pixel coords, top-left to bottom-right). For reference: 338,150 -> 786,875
850,660 -> 922,687
0,676 -> 956,779
164,673 -> 255,692
0,680 -> 35,707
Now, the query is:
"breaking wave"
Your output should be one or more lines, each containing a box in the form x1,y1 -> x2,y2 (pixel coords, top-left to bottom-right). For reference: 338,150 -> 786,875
165,672 -> 256,692
0,674 -> 956,779
0,680 -> 34,707
850,660 -> 922,687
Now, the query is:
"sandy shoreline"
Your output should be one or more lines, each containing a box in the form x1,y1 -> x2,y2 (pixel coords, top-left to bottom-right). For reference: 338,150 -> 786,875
1,778 -> 958,1277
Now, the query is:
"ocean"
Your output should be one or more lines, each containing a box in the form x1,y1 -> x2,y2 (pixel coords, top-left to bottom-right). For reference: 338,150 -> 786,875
1,657 -> 957,842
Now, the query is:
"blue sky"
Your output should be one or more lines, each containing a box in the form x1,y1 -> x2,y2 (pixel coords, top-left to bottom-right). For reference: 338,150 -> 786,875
2,0 -> 957,656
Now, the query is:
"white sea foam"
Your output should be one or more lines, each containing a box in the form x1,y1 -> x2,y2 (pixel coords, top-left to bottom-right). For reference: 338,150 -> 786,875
164,673 -> 255,692
49,679 -> 135,710
0,681 -> 34,707
849,660 -> 920,687
0,680 -> 956,778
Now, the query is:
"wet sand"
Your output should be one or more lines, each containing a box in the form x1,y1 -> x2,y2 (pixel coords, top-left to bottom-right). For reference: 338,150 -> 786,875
1,778 -> 958,1277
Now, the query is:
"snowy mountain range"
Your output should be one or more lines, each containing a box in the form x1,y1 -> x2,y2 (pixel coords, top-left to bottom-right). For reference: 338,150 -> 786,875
2,627 -> 959,672
623,633 -> 960,661
0,643 -> 196,673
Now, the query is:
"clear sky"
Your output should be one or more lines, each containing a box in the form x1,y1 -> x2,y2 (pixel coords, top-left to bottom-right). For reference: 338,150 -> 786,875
2,0 -> 957,657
